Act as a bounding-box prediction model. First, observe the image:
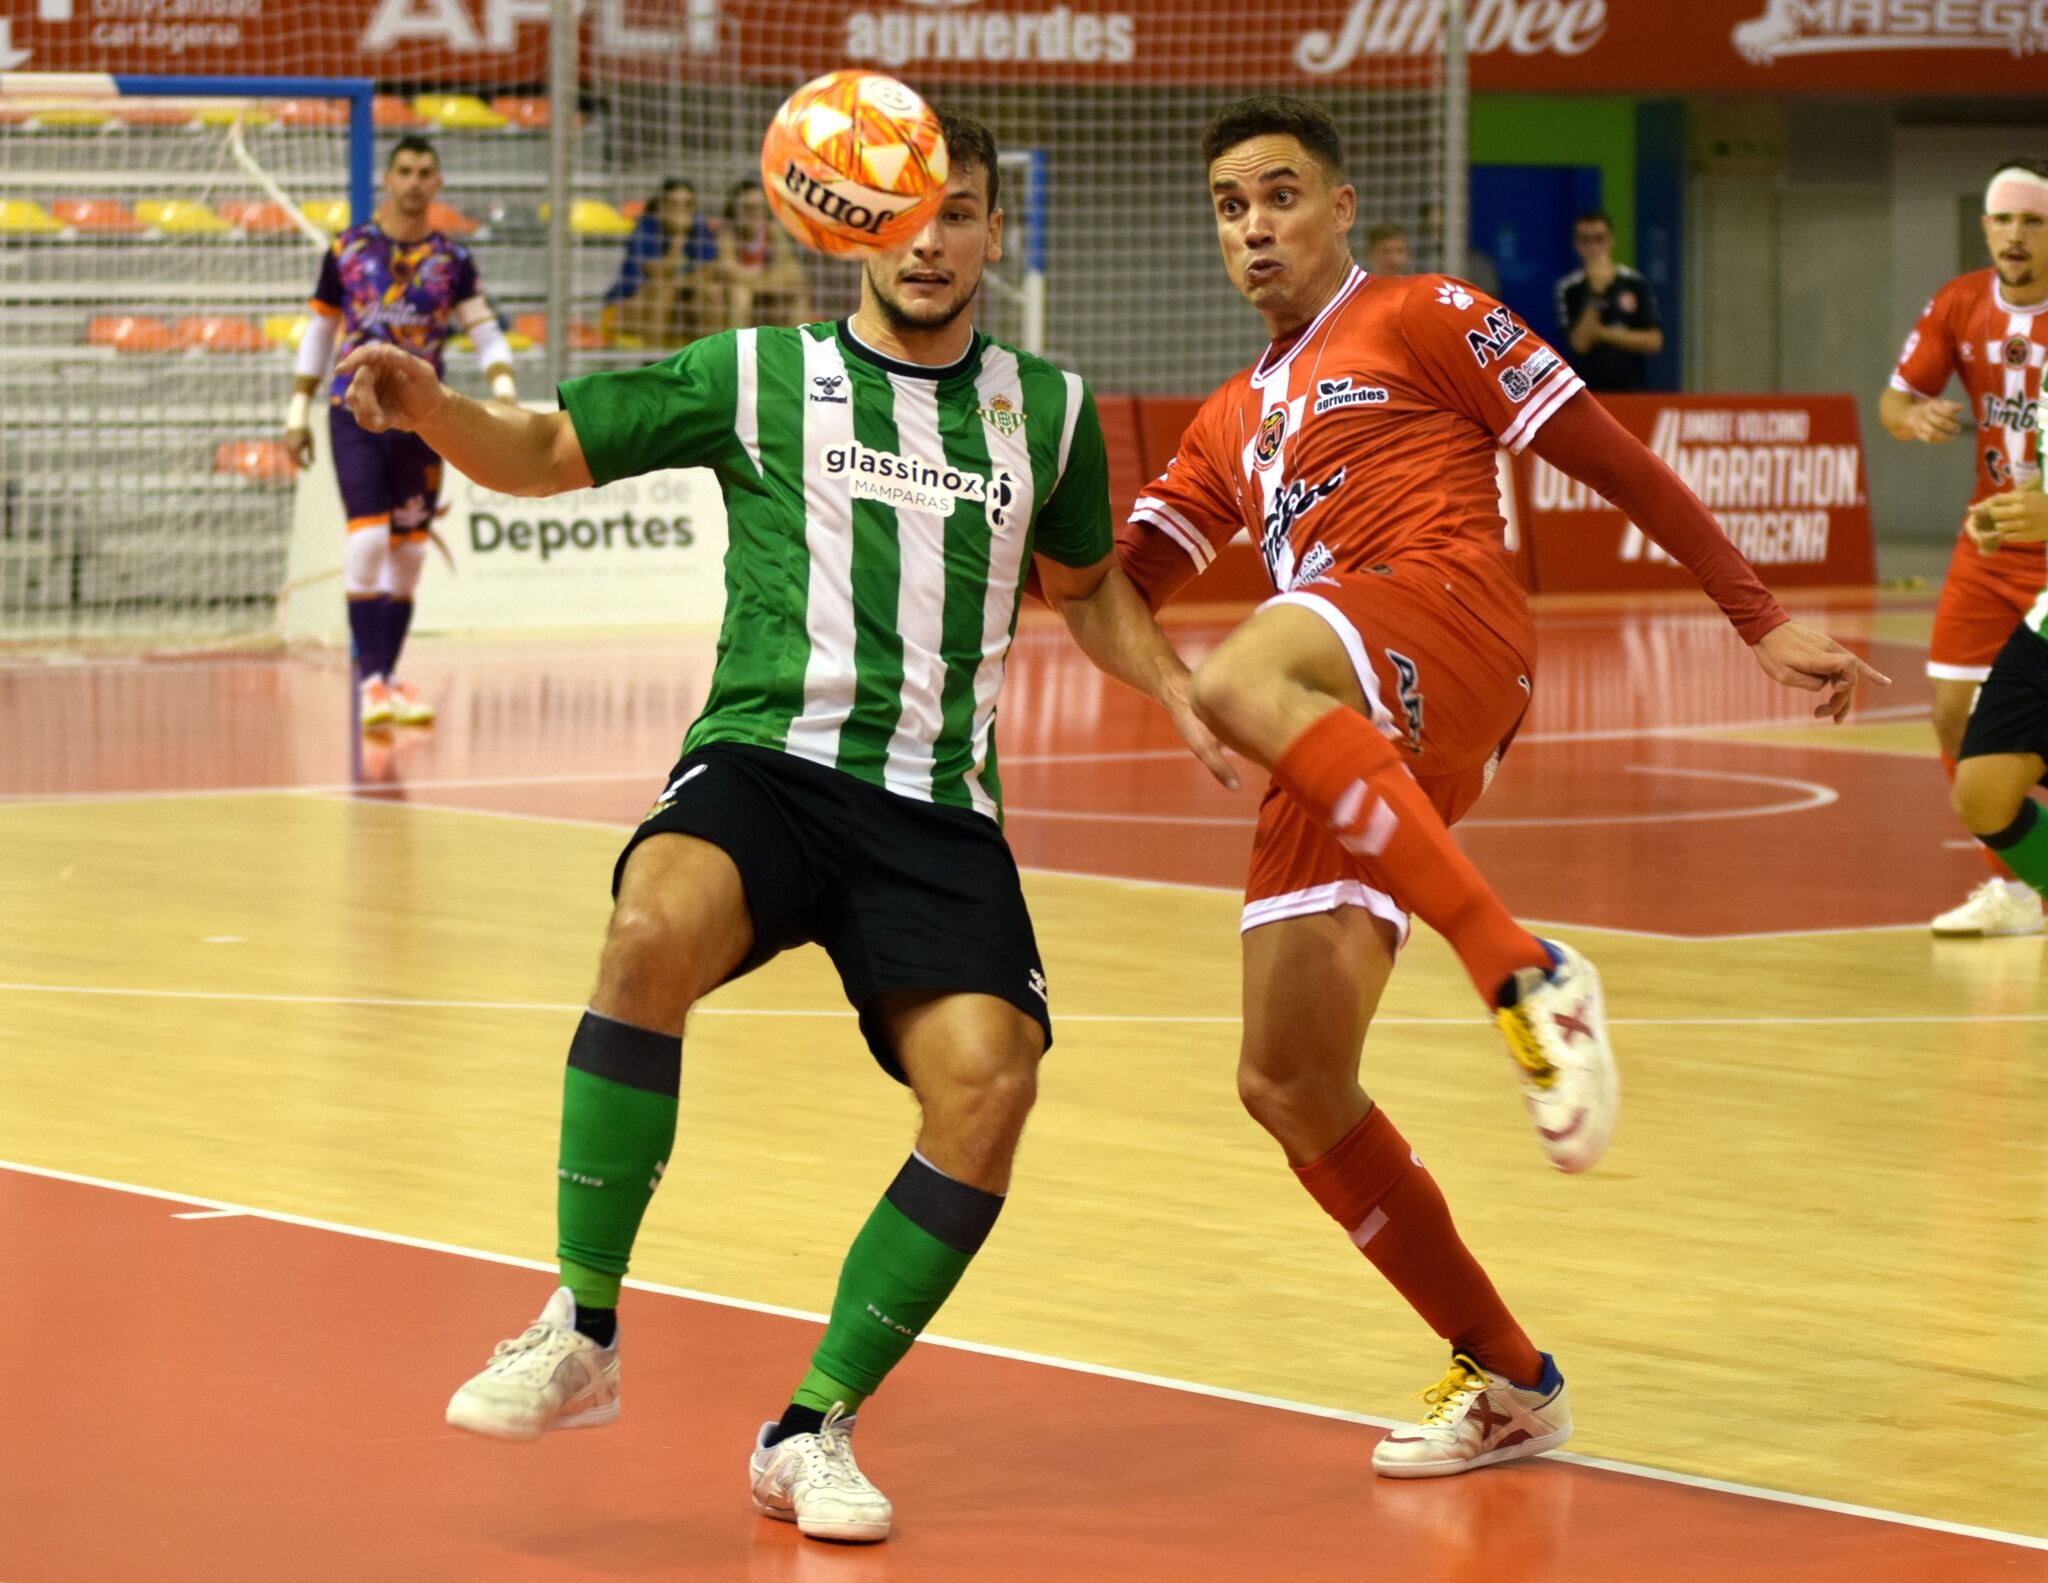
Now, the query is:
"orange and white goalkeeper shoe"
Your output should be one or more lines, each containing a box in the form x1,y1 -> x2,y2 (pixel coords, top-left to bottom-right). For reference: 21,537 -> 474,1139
388,679 -> 435,726
1497,939 -> 1618,1173
1372,1352 -> 1572,1478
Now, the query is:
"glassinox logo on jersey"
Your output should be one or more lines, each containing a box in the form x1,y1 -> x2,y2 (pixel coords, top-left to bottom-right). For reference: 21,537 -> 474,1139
824,442 -> 1018,526
845,0 -> 1137,68
1733,0 -> 2048,64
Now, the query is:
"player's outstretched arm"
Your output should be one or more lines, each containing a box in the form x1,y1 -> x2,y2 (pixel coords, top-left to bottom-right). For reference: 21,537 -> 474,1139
1039,554 -> 1238,789
1877,386 -> 1964,445
337,343 -> 591,497
1527,390 -> 1889,721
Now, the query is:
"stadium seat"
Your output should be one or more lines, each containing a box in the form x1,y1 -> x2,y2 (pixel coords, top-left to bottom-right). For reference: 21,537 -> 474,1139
135,199 -> 232,235
491,96 -> 551,129
539,199 -> 636,237
49,198 -> 142,234
413,94 -> 505,131
620,198 -> 647,220
272,99 -> 348,128
174,316 -> 268,353
373,95 -> 424,129
301,198 -> 351,233
87,316 -> 175,353
427,200 -> 478,236
217,199 -> 300,235
0,199 -> 65,235
478,200 -> 543,237
195,105 -> 271,129
213,439 -> 298,482
115,104 -> 195,128
512,313 -> 548,347
29,108 -> 110,129
569,318 -> 606,351
262,314 -> 310,349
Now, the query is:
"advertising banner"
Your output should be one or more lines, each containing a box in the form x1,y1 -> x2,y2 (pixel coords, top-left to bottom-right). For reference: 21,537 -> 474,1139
420,462 -> 729,632
1508,393 -> 1877,593
12,0 -> 2048,94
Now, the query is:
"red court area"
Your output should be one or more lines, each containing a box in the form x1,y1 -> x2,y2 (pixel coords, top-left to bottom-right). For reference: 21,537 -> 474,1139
5,1165 -> 2040,1583
0,588 -> 1972,936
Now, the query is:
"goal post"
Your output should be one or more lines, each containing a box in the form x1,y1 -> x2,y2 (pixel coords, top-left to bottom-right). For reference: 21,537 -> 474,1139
0,72 -> 372,648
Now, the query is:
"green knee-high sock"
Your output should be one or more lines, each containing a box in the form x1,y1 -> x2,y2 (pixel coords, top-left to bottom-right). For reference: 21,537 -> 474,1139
555,1011 -> 681,1311
791,1153 -> 1006,1414
1983,798 -> 2048,894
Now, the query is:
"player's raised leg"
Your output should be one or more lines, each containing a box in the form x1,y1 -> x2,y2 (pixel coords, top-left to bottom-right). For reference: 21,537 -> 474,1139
445,829 -> 753,1440
748,990 -> 1041,1543
1950,623 -> 2048,906
1189,599 -> 1617,1172
1931,663 -> 2044,935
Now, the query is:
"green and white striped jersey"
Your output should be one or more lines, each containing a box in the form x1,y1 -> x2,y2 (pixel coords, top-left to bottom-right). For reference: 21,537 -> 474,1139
559,318 -> 1111,819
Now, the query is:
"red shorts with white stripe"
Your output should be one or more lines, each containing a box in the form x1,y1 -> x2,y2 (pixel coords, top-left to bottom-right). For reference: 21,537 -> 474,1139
1242,556 -> 1535,940
1929,533 -> 2048,682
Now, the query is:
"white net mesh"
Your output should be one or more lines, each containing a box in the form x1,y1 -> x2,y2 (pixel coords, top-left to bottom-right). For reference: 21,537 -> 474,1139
0,8 -> 1455,647
570,7 -> 1452,393
0,85 -> 350,643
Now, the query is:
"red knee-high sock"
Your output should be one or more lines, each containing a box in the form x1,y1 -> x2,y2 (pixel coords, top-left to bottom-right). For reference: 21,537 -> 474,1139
1294,1106 -> 1543,1386
1273,707 -> 1548,1005
1943,753 -> 2017,880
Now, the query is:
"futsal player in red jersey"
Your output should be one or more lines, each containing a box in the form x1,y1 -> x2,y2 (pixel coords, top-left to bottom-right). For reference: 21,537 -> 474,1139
1880,158 -> 2048,937
1118,97 -> 1887,1477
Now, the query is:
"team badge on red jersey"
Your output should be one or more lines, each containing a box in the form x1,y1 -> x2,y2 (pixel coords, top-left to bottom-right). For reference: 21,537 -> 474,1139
2005,335 -> 2032,369
1254,408 -> 1287,468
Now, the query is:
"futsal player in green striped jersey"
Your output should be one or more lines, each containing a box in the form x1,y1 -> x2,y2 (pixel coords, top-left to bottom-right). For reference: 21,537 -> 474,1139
337,113 -> 1231,1545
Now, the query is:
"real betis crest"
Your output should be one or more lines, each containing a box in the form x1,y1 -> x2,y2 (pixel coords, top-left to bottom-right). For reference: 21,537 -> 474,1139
980,394 -> 1025,436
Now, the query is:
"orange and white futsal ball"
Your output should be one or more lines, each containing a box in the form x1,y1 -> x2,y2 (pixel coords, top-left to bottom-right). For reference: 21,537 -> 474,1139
759,70 -> 950,257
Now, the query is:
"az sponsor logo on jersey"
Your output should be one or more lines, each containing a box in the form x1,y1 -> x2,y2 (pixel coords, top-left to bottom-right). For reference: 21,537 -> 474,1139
1498,347 -> 1562,404
1435,281 -> 1474,311
810,374 -> 848,404
1260,466 -> 1347,584
824,442 -> 1018,527
980,393 -> 1026,435
1254,408 -> 1288,468
1313,376 -> 1389,414
1465,306 -> 1527,368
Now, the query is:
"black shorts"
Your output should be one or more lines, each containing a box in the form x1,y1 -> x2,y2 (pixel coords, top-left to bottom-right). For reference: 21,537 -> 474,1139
1959,623 -> 2048,770
613,741 -> 1050,1081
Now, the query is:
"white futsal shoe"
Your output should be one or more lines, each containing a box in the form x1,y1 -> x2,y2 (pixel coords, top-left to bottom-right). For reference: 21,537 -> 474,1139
359,676 -> 395,730
1930,878 -> 2045,937
1496,939 -> 1618,1173
749,1404 -> 893,1543
445,1286 -> 619,1441
1372,1352 -> 1573,1478
388,679 -> 436,726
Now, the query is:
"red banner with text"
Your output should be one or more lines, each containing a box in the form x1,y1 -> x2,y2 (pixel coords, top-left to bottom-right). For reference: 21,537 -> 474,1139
1508,393 -> 1877,594
10,0 -> 2048,93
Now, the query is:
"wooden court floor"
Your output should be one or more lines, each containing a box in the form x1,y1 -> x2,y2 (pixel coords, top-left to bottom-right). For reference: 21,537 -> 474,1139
2,588 -> 2045,1581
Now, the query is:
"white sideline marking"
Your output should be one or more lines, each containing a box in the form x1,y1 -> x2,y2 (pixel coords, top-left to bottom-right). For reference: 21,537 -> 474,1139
0,981 -> 2039,1029
171,1208 -> 245,1221
1,1156 -> 2041,1554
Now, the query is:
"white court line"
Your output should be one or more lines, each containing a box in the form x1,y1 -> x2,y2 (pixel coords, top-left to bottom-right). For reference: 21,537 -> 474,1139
0,982 -> 2039,1029
0,1156 -> 2039,1554
170,1208 -> 246,1221
1006,765 -> 1837,831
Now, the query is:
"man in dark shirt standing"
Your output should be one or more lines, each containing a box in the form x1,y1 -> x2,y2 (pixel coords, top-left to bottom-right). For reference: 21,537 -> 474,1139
1554,209 -> 1664,391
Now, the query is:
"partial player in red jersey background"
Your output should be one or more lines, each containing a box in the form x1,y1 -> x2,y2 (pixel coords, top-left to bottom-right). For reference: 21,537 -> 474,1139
1118,95 -> 1886,1484
1879,157 -> 2048,938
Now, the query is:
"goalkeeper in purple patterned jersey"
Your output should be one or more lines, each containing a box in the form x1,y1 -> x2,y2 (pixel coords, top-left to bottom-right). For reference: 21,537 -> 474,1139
283,135 -> 517,730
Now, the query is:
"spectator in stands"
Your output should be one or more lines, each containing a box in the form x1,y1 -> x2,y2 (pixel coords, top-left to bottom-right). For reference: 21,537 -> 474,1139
1365,223 -> 1411,276
703,179 -> 812,331
602,178 -> 718,349
1554,209 -> 1663,392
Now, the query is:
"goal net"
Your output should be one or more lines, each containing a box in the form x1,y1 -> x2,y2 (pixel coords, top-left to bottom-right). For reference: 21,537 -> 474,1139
0,75 -> 367,646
